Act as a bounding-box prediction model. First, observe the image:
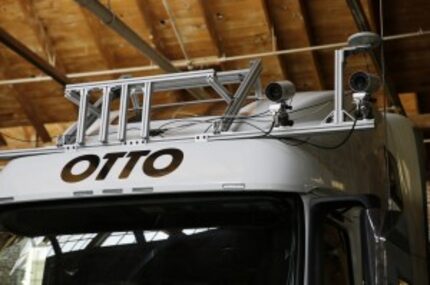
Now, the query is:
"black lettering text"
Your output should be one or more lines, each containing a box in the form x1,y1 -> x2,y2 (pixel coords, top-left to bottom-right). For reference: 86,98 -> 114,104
143,148 -> 183,177
96,152 -> 127,180
61,155 -> 100,183
119,150 -> 151,179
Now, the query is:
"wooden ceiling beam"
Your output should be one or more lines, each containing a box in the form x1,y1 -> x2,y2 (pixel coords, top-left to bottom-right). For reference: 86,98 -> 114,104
296,0 -> 325,89
399,92 -> 419,116
409,114 -> 430,129
80,8 -> 116,69
363,0 -> 380,33
135,0 -> 196,100
76,0 -> 207,100
0,27 -> 68,86
260,0 -> 289,80
0,50 -> 51,142
135,0 -> 166,54
76,0 -> 178,72
0,134 -> 6,147
13,91 -> 51,142
198,0 -> 224,57
161,0 -> 190,61
198,0 -> 233,94
17,0 -> 66,73
265,0 -> 325,89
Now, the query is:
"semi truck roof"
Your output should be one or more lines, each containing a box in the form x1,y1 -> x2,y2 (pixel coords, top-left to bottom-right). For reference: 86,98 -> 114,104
0,61 -> 377,204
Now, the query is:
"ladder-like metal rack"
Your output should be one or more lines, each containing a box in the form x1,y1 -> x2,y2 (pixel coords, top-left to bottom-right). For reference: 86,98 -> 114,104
0,58 -> 375,160
62,60 -> 263,146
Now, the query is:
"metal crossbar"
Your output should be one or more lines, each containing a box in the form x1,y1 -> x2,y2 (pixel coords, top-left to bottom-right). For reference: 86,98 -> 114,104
0,58 -> 376,160
220,60 -> 262,132
62,64 -> 260,146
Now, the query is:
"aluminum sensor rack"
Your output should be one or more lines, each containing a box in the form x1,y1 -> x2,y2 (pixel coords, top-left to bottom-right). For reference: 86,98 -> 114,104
0,58 -> 374,160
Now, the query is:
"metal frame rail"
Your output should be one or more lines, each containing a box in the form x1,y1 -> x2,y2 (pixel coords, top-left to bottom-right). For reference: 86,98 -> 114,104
0,58 -> 375,160
62,60 -> 261,147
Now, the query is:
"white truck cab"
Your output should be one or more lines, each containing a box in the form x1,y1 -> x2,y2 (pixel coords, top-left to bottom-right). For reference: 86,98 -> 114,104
0,33 -> 428,285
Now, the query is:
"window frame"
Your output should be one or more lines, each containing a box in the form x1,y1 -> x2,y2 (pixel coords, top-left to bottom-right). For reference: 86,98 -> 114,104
319,215 -> 355,285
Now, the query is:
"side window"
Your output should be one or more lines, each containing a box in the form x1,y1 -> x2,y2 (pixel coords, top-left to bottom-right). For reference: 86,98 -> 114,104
385,150 -> 403,211
321,220 -> 352,285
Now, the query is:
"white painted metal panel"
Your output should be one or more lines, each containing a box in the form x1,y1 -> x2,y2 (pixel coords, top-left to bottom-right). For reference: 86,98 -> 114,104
0,140 -> 325,203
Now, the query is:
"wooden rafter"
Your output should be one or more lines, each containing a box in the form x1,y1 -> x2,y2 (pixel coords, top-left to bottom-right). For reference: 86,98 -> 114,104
13,92 -> 50,143
198,0 -> 224,57
264,0 -> 324,89
17,0 -> 66,73
197,0 -> 233,95
409,114 -> 430,129
399,92 -> 419,116
363,0 -> 380,33
199,0 -> 285,84
80,8 -> 116,68
0,78 -> 51,142
0,134 -> 6,147
0,27 -> 68,86
260,0 -> 289,80
135,0 -> 166,53
161,0 -> 190,61
296,0 -> 325,89
135,1 -> 194,101
76,0 -> 176,72
76,0 -> 207,100
17,0 -> 79,118
0,30 -> 57,142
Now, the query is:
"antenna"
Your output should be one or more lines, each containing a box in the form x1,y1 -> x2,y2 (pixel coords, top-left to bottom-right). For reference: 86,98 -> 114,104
326,32 -> 382,124
348,32 -> 381,49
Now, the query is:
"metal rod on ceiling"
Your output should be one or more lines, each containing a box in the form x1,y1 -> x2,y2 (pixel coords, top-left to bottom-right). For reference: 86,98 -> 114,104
75,0 -> 206,100
0,30 -> 428,86
76,0 -> 176,72
162,0 -> 190,62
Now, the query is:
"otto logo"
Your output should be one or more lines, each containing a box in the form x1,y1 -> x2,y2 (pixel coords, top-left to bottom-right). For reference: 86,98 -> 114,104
61,148 -> 183,183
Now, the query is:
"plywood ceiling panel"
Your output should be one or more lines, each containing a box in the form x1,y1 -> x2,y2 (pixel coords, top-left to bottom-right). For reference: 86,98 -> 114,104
0,0 -> 428,147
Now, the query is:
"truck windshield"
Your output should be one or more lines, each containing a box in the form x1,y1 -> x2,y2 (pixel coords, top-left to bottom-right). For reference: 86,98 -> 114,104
0,194 -> 300,285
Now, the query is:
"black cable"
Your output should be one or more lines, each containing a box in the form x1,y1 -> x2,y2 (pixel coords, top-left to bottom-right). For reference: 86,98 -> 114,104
239,120 -> 275,136
51,108 -> 357,150
203,123 -> 213,133
220,110 -> 271,119
262,120 -> 276,136
251,111 -> 358,150
201,110 -> 272,134
156,118 -> 214,131
289,100 -> 331,114
281,118 -> 358,150
0,111 -> 270,144
288,93 -> 354,115
196,111 -> 358,150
